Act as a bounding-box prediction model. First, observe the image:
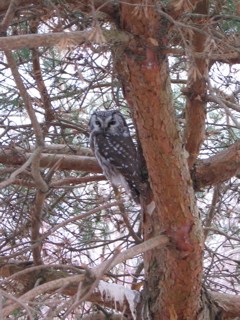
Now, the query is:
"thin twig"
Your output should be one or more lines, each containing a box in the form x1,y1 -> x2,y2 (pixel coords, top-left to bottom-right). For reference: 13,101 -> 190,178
30,191 -> 46,265
4,50 -> 44,145
0,148 -> 40,189
0,289 -> 34,319
31,146 -> 48,192
2,201 -> 119,260
64,249 -> 121,317
0,0 -> 18,33
2,234 -> 168,317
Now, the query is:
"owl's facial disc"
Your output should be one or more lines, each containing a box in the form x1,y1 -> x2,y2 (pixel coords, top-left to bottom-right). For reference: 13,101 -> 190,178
92,114 -> 117,132
92,115 -> 104,132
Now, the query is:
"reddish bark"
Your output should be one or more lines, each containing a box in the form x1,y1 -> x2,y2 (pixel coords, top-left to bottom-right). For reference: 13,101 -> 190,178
194,140 -> 240,190
115,1 -> 204,318
183,0 -> 209,168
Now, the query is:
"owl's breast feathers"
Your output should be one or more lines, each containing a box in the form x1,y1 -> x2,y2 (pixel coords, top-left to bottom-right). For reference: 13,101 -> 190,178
93,133 -> 139,173
93,133 -> 147,203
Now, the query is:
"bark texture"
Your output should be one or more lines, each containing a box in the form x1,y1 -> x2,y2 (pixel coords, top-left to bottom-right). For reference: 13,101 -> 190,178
183,0 -> 209,168
115,1 -> 204,319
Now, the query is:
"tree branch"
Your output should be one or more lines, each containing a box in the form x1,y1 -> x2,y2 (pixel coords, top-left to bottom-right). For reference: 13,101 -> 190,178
0,148 -> 38,189
0,0 -> 18,33
183,0 -> 209,168
30,20 -> 55,129
1,141 -> 240,191
194,140 -> 240,190
4,50 -> 44,145
2,234 -> 168,317
0,147 -> 101,172
211,291 -> 240,319
2,261 -> 240,319
0,29 -> 130,51
0,0 -> 118,18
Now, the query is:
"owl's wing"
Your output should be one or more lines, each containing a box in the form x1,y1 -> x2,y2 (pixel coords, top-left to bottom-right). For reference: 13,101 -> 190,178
95,133 -> 140,177
94,133 -> 146,203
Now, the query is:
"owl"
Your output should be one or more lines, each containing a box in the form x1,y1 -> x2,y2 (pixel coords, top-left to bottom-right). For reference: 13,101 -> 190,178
89,110 -> 145,203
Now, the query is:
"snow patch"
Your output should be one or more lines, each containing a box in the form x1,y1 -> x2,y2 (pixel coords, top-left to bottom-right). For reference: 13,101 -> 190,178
146,200 -> 155,215
98,280 -> 140,320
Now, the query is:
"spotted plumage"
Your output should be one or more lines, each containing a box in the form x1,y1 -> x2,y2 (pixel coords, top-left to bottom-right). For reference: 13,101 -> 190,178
89,110 -> 145,203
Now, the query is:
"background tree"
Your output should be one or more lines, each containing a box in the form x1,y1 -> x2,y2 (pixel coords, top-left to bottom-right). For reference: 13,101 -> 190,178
0,0 -> 240,319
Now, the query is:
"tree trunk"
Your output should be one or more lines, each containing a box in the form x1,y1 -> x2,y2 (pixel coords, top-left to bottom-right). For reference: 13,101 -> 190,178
115,1 -> 206,319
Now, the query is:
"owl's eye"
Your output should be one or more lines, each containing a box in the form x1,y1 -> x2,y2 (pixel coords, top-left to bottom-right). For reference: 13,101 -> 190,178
95,120 -> 101,126
108,120 -> 116,126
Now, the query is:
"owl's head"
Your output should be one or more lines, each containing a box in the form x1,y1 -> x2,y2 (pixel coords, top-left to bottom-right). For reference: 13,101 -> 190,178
89,110 -> 130,136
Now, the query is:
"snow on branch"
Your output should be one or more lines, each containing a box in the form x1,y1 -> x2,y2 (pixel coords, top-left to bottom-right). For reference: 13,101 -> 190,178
98,281 -> 140,320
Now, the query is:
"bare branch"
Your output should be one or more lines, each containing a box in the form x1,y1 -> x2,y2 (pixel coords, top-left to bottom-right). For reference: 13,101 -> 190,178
194,141 -> 240,189
30,190 -> 46,265
0,289 -> 34,319
94,234 -> 169,277
0,0 -> 18,33
211,291 -> 240,319
31,146 -> 48,192
30,21 -> 54,128
2,234 -> 168,317
4,50 -> 44,145
0,149 -> 38,189
0,147 -> 101,173
0,29 -> 130,51
183,0 -> 209,168
50,175 -> 106,187
81,313 -> 128,320
203,185 -> 221,238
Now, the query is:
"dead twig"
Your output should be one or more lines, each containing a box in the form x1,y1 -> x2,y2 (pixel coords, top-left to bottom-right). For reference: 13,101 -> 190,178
2,234 -> 168,317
